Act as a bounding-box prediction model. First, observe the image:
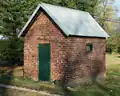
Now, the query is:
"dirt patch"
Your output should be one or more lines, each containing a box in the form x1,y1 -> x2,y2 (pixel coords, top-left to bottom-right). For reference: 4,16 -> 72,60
0,66 -> 24,77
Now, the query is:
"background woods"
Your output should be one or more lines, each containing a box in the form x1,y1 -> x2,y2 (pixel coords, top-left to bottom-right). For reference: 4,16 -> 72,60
0,0 -> 120,65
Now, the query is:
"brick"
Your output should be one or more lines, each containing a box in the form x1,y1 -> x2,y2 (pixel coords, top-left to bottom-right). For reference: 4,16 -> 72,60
24,11 -> 106,85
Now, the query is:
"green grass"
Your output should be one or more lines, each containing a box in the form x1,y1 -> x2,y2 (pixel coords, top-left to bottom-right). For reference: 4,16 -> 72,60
0,66 -> 63,95
0,88 -> 48,96
106,54 -> 120,88
0,76 -> 63,95
71,54 -> 120,96
0,54 -> 120,96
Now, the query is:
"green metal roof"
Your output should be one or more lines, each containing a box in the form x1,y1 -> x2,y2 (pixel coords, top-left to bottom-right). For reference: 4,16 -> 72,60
18,3 -> 109,38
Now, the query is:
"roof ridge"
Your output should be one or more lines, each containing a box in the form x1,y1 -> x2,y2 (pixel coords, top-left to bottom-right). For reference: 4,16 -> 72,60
41,3 -> 89,14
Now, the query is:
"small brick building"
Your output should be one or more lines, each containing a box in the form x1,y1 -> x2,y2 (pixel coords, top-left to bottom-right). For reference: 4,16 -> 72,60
18,3 -> 109,85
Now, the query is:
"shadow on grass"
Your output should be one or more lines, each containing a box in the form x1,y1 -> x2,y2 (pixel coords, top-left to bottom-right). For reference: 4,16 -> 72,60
95,82 -> 115,96
117,56 -> 120,58
69,81 -> 119,96
0,67 -> 13,96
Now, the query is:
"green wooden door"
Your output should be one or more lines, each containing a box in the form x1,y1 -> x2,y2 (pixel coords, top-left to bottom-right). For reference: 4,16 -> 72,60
38,44 -> 50,81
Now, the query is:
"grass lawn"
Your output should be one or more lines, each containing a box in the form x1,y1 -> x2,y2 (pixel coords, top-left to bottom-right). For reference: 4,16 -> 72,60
106,54 -> 120,86
0,87 -> 48,96
0,54 -> 119,96
0,76 -> 63,95
71,54 -> 120,96
0,67 -> 63,95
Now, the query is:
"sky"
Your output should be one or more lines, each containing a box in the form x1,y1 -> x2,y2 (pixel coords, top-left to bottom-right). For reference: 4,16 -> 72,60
115,0 -> 120,8
0,35 -> 3,39
115,0 -> 120,17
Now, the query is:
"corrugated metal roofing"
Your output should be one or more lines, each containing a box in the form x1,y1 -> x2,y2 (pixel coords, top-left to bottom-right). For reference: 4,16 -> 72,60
18,3 -> 109,38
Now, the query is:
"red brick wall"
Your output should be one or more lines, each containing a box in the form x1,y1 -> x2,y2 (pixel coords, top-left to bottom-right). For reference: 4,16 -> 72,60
24,10 -> 106,85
